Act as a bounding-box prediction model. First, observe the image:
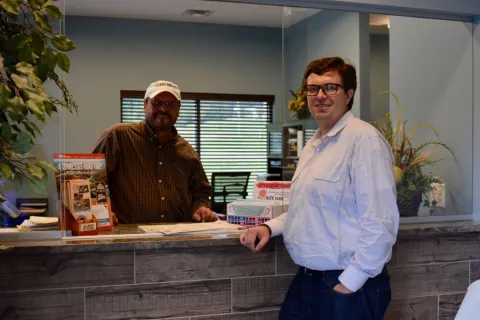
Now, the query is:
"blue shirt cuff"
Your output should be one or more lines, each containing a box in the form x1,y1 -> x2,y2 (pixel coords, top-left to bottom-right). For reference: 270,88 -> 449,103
338,264 -> 370,292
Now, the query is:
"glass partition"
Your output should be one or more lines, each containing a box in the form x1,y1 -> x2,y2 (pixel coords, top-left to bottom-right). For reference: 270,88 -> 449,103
0,0 -> 69,232
58,0 -> 287,234
281,7 -> 474,220
4,0 -> 473,236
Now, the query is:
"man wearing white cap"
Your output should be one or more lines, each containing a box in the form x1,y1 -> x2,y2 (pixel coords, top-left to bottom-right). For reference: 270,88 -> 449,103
92,80 -> 217,224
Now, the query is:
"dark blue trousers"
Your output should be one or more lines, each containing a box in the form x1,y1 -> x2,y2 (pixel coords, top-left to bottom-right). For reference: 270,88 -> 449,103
279,266 -> 391,320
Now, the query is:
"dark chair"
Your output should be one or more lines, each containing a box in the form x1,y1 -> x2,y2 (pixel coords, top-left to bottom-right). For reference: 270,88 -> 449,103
210,172 -> 251,215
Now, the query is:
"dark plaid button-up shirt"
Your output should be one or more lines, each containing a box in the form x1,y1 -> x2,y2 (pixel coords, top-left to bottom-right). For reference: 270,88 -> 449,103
92,121 -> 211,224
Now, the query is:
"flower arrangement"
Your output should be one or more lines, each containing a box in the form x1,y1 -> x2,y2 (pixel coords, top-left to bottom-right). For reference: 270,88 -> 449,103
288,88 -> 309,119
371,91 -> 455,216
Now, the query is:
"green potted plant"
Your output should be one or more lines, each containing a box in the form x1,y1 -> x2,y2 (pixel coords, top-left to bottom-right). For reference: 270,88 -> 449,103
0,0 -> 78,201
371,91 -> 455,217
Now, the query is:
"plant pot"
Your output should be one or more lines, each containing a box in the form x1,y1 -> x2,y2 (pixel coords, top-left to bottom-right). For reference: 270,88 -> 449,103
397,190 -> 423,217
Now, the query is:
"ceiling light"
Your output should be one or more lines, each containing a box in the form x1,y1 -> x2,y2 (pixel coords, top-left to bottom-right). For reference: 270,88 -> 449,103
182,9 -> 213,17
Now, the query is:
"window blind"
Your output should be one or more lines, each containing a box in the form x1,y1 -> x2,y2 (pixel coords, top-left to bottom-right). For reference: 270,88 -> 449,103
268,131 -> 283,157
305,128 -> 317,142
120,91 -> 273,197
199,100 -> 270,193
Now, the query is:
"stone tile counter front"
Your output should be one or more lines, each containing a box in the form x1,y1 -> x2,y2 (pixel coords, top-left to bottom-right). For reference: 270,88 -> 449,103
1,221 -> 480,320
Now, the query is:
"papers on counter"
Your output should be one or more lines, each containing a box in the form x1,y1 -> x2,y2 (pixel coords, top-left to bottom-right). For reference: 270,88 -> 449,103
0,228 -> 19,233
0,216 -> 61,241
138,220 -> 245,235
18,216 -> 59,231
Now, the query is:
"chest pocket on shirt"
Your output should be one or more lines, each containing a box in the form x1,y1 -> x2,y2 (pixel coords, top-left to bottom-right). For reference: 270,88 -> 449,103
311,169 -> 344,211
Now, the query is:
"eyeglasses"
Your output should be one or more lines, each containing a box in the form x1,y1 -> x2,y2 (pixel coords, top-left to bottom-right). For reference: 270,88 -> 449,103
149,99 -> 178,108
304,84 -> 344,96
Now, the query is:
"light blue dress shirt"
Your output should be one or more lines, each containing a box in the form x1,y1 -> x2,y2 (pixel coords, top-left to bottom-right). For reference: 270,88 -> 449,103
266,111 -> 399,292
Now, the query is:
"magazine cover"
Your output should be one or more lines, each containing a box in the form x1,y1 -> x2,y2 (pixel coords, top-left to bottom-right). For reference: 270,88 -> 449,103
53,153 -> 113,235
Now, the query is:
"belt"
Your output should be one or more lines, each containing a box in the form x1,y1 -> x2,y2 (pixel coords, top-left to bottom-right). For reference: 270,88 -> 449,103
302,267 -> 342,276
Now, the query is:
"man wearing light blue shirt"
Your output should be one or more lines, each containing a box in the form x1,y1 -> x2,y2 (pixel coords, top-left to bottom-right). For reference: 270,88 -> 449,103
240,57 -> 399,319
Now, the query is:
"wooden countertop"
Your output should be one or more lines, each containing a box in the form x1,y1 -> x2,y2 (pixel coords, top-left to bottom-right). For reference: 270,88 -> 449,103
1,220 -> 480,254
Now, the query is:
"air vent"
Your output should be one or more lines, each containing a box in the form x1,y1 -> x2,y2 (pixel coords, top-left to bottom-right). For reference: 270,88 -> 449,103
182,9 -> 213,17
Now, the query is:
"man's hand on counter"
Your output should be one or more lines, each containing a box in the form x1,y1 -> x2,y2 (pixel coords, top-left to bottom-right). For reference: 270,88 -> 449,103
240,226 -> 271,253
192,206 -> 218,222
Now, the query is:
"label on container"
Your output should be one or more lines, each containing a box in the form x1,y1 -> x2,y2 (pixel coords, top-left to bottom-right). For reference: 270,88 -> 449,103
79,223 -> 96,232
253,181 -> 291,201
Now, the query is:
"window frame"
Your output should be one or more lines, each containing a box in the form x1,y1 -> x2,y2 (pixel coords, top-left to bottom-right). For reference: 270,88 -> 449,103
120,89 -> 274,162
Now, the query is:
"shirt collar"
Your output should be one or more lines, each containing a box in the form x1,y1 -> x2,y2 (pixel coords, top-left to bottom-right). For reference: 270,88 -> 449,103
311,111 -> 354,143
143,120 -> 179,141
325,111 -> 354,137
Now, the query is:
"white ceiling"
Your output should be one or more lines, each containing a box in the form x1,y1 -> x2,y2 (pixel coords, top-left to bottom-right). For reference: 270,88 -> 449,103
65,0 -> 320,28
64,0 -> 389,32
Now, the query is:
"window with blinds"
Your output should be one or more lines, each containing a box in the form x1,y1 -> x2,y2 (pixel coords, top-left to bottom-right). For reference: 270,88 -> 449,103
120,91 -> 274,197
305,128 -> 317,141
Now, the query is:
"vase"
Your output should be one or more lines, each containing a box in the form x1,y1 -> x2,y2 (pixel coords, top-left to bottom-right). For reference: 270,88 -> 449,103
295,109 -> 310,120
397,189 -> 423,217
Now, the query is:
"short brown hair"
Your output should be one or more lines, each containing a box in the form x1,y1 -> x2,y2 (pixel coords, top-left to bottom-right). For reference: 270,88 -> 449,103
302,57 -> 357,110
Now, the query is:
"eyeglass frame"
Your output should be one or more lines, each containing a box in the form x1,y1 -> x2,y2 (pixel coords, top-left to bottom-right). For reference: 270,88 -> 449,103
147,98 -> 180,108
303,83 -> 344,96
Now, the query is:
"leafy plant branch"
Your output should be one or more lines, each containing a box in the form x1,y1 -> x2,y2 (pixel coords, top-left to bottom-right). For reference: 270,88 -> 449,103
0,0 -> 78,201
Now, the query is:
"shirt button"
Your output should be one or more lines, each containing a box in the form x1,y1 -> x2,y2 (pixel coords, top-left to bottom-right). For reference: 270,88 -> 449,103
162,197 -> 165,200
159,162 -> 163,165
159,145 -> 162,148
158,180 -> 162,183
161,215 -> 164,218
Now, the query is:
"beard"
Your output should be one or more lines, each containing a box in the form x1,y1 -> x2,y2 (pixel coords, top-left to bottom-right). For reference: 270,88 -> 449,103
148,112 -> 173,130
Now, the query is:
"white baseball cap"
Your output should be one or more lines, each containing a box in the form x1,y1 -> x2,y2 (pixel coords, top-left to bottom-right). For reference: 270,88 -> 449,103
144,80 -> 181,101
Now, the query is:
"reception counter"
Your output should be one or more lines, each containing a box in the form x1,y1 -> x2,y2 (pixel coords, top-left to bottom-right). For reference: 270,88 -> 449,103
1,221 -> 480,320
